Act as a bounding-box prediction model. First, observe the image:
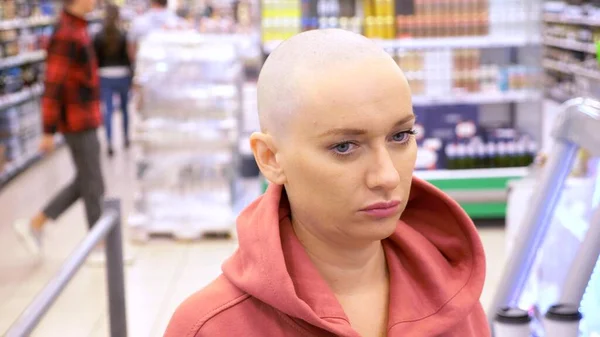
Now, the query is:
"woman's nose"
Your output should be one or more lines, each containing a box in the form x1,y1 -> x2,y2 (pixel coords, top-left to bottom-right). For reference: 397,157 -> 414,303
365,148 -> 401,191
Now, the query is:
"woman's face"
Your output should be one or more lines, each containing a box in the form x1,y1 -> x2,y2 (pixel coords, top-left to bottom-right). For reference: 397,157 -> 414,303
278,59 -> 416,245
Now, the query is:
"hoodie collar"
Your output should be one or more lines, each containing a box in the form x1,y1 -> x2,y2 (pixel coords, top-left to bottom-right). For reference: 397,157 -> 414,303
222,178 -> 486,336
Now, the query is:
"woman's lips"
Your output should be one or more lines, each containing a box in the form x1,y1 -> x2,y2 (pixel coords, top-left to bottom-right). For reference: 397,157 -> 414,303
360,200 -> 401,218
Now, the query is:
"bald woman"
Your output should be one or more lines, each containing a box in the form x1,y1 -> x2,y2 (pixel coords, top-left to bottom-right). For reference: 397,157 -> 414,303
164,29 -> 490,337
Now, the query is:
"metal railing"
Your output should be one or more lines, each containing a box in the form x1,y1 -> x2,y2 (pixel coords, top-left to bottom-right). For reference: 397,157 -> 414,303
489,97 -> 600,334
5,199 -> 128,337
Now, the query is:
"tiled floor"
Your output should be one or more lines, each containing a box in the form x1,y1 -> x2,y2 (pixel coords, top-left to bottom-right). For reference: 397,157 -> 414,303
0,119 -> 508,336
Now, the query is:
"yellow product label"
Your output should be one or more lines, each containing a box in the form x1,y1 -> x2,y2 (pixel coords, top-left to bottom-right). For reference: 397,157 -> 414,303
363,0 -> 373,17
375,16 -> 385,38
386,16 -> 395,39
365,16 -> 375,38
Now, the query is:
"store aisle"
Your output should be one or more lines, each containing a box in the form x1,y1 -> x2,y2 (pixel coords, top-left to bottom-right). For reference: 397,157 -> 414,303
0,118 -> 506,336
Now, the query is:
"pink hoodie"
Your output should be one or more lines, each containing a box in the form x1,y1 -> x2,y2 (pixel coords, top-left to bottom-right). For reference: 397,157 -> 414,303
164,177 -> 490,336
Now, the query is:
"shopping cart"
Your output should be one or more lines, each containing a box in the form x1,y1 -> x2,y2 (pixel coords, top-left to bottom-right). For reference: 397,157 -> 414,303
490,97 -> 600,336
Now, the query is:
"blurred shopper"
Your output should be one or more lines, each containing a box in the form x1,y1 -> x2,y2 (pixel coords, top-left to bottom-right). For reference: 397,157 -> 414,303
13,0 -> 104,257
94,4 -> 132,157
127,0 -> 180,112
127,0 -> 180,63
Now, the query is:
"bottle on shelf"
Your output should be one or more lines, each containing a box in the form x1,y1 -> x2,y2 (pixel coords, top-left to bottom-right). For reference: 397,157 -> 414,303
445,142 -> 457,170
455,142 -> 467,169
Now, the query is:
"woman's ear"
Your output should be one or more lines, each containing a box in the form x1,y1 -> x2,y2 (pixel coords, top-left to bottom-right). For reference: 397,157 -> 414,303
249,132 -> 287,185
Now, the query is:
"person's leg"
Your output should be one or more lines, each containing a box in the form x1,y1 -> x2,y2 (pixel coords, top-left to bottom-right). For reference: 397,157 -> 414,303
14,134 -> 82,254
117,76 -> 131,148
100,77 -> 115,156
41,133 -> 83,223
74,129 -> 105,229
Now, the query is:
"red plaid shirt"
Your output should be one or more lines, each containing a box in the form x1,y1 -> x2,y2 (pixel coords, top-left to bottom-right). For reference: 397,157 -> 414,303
42,11 -> 102,134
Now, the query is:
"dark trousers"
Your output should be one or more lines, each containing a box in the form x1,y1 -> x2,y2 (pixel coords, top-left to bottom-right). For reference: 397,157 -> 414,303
43,129 -> 105,229
100,76 -> 131,146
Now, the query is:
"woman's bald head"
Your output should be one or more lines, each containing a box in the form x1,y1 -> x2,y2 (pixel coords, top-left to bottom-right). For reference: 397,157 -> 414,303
251,29 -> 416,246
256,29 -> 399,141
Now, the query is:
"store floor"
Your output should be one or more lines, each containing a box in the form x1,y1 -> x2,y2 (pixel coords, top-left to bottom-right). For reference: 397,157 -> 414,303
0,118 -> 506,336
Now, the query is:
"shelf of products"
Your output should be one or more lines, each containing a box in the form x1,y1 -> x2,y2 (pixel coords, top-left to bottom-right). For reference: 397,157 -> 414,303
544,13 -> 600,26
263,35 -> 541,54
410,100 -> 540,218
261,0 -> 541,46
0,84 -> 46,188
0,50 -> 47,69
392,48 -> 542,99
543,0 -> 600,104
258,0 -> 544,219
0,16 -> 56,30
543,58 -> 600,81
543,35 -> 597,53
413,91 -> 542,106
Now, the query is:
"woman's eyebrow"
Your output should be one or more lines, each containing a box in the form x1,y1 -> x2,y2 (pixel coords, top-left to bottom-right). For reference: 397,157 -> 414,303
318,115 -> 415,138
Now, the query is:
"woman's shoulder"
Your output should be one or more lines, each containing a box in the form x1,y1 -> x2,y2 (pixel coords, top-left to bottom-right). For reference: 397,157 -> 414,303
163,274 -> 250,336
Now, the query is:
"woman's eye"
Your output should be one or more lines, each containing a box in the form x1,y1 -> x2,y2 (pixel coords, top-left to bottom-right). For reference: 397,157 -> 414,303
334,142 -> 353,153
392,132 -> 410,143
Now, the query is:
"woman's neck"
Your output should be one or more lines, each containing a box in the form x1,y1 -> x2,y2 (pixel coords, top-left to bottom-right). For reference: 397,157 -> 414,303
291,218 -> 389,296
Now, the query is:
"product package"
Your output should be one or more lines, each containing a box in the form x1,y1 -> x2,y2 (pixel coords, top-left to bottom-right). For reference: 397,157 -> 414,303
414,104 -> 480,170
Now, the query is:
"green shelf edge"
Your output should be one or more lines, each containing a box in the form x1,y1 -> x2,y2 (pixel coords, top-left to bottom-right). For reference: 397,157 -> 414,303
461,202 -> 507,219
425,176 -> 520,190
426,175 -> 523,219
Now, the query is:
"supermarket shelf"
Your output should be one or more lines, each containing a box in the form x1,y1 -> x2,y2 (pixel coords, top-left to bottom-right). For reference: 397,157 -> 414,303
0,85 -> 44,111
0,10 -> 103,30
543,59 -> 600,81
0,16 -> 56,30
415,167 -> 529,218
414,167 -> 529,181
412,90 -> 542,106
0,138 -> 64,190
263,35 -> 541,54
543,36 -> 596,54
543,13 -> 600,26
376,35 -> 540,50
0,50 -> 47,69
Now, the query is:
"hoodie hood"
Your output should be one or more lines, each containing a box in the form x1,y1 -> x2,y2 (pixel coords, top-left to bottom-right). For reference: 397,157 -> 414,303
222,177 -> 487,336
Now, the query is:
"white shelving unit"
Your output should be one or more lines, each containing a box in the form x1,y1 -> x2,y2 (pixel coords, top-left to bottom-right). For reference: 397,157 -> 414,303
129,31 -> 245,242
415,166 -> 529,181
543,59 -> 600,81
543,36 -> 597,54
0,51 -> 47,69
413,90 -> 542,106
0,16 -> 56,30
264,35 -> 542,55
0,84 -> 44,112
543,12 -> 600,26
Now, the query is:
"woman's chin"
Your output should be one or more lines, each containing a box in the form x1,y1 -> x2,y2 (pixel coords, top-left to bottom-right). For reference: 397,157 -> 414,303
356,218 -> 399,241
